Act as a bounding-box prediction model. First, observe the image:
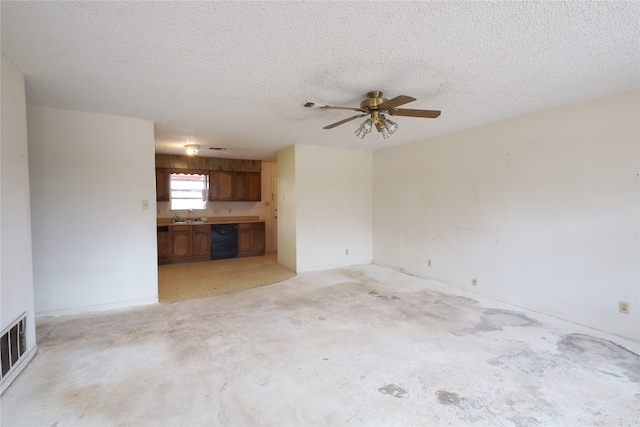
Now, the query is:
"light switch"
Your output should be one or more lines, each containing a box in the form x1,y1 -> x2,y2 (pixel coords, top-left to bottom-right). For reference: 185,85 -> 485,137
142,200 -> 149,210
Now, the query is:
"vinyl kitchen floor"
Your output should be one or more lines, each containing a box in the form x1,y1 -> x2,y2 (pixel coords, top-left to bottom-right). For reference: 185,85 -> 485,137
2,264 -> 639,426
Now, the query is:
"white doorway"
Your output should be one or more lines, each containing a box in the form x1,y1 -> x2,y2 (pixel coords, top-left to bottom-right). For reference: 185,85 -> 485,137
271,174 -> 277,251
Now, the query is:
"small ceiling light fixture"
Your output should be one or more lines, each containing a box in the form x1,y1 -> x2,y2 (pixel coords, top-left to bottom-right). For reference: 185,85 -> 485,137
384,118 -> 398,135
185,144 -> 200,155
354,119 -> 373,139
379,117 -> 398,139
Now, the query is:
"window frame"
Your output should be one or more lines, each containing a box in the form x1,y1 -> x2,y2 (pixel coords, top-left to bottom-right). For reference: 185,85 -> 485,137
169,171 -> 209,211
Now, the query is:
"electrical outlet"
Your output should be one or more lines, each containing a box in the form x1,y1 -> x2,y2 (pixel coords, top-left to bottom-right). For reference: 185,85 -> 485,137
345,249 -> 349,255
619,301 -> 630,314
472,279 -> 478,286
428,259 -> 432,267
214,209 -> 220,214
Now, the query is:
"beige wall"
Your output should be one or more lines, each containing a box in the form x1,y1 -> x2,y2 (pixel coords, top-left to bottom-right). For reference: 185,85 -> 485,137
373,89 -> 640,341
277,145 -> 297,271
1,55 -> 37,392
27,106 -> 158,315
280,144 -> 373,272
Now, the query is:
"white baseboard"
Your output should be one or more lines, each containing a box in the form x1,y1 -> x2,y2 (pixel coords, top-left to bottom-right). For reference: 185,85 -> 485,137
36,297 -> 158,319
296,259 -> 372,273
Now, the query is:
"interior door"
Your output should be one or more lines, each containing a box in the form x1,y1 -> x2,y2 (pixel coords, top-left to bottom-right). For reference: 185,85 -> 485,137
271,174 -> 277,251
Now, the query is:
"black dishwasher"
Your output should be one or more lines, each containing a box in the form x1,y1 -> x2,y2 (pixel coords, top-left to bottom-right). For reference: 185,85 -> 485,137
210,223 -> 238,260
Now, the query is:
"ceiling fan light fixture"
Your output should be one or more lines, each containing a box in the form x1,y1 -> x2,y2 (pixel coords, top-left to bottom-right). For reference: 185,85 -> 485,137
185,144 -> 200,155
384,118 -> 398,135
354,126 -> 367,139
354,119 -> 373,138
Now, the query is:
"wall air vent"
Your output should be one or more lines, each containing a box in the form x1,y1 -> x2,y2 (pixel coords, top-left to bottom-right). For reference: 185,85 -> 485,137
1,313 -> 27,382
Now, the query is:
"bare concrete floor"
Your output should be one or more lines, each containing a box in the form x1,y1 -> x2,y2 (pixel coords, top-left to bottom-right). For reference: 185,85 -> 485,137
2,265 -> 639,426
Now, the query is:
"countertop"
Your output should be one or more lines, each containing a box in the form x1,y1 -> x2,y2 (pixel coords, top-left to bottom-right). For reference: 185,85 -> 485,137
157,216 -> 264,227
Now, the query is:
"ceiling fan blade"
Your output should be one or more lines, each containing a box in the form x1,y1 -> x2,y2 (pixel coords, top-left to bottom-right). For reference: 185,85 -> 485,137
320,105 -> 366,112
323,114 -> 367,129
380,95 -> 416,109
391,108 -> 441,118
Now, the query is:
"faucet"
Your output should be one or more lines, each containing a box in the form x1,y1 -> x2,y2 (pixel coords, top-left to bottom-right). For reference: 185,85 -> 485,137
172,212 -> 184,223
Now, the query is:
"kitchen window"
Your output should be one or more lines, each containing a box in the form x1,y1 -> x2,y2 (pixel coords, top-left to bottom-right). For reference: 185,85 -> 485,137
170,173 -> 208,210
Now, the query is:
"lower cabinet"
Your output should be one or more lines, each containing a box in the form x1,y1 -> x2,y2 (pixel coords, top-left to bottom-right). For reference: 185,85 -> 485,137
157,226 -> 171,265
170,225 -> 192,260
159,221 -> 265,264
192,225 -> 211,260
238,222 -> 265,257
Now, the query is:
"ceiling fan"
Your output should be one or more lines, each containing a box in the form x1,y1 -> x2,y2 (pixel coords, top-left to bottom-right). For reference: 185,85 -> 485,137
304,91 -> 441,139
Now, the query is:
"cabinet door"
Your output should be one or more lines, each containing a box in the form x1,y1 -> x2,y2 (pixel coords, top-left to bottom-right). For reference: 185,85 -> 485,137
238,224 -> 253,255
209,171 -> 235,201
251,222 -> 265,253
192,225 -> 211,259
235,172 -> 261,201
157,231 -> 171,264
171,226 -> 192,259
238,222 -> 265,257
156,169 -> 170,201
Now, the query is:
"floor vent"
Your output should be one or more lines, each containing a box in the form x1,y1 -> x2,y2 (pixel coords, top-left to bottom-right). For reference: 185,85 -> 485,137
1,313 -> 27,381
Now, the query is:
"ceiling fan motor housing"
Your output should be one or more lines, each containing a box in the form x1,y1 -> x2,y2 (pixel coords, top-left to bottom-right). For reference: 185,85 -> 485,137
360,91 -> 387,111
361,91 -> 389,130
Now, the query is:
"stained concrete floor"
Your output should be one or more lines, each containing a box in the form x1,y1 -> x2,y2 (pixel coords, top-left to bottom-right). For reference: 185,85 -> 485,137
2,264 -> 639,426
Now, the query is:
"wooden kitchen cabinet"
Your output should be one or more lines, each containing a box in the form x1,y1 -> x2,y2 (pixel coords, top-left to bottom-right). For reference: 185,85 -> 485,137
191,225 -> 211,260
209,171 -> 235,201
159,221 -> 264,263
157,226 -> 171,265
235,172 -> 261,201
209,171 -> 261,201
238,222 -> 265,257
170,225 -> 192,260
156,168 -> 170,201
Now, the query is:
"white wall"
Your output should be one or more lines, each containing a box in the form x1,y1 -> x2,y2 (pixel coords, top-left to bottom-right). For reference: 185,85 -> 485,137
0,55 -> 37,391
294,145 -> 372,272
27,106 -> 158,315
156,161 -> 279,251
373,89 -> 640,341
277,145 -> 296,271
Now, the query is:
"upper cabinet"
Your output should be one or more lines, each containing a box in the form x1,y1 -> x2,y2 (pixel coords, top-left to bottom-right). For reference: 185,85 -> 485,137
209,171 -> 235,201
235,172 -> 261,201
209,171 -> 261,202
156,168 -> 170,201
156,154 -> 261,203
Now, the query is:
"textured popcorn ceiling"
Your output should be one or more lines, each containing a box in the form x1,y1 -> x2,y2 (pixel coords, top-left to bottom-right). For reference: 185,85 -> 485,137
2,1 -> 639,161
